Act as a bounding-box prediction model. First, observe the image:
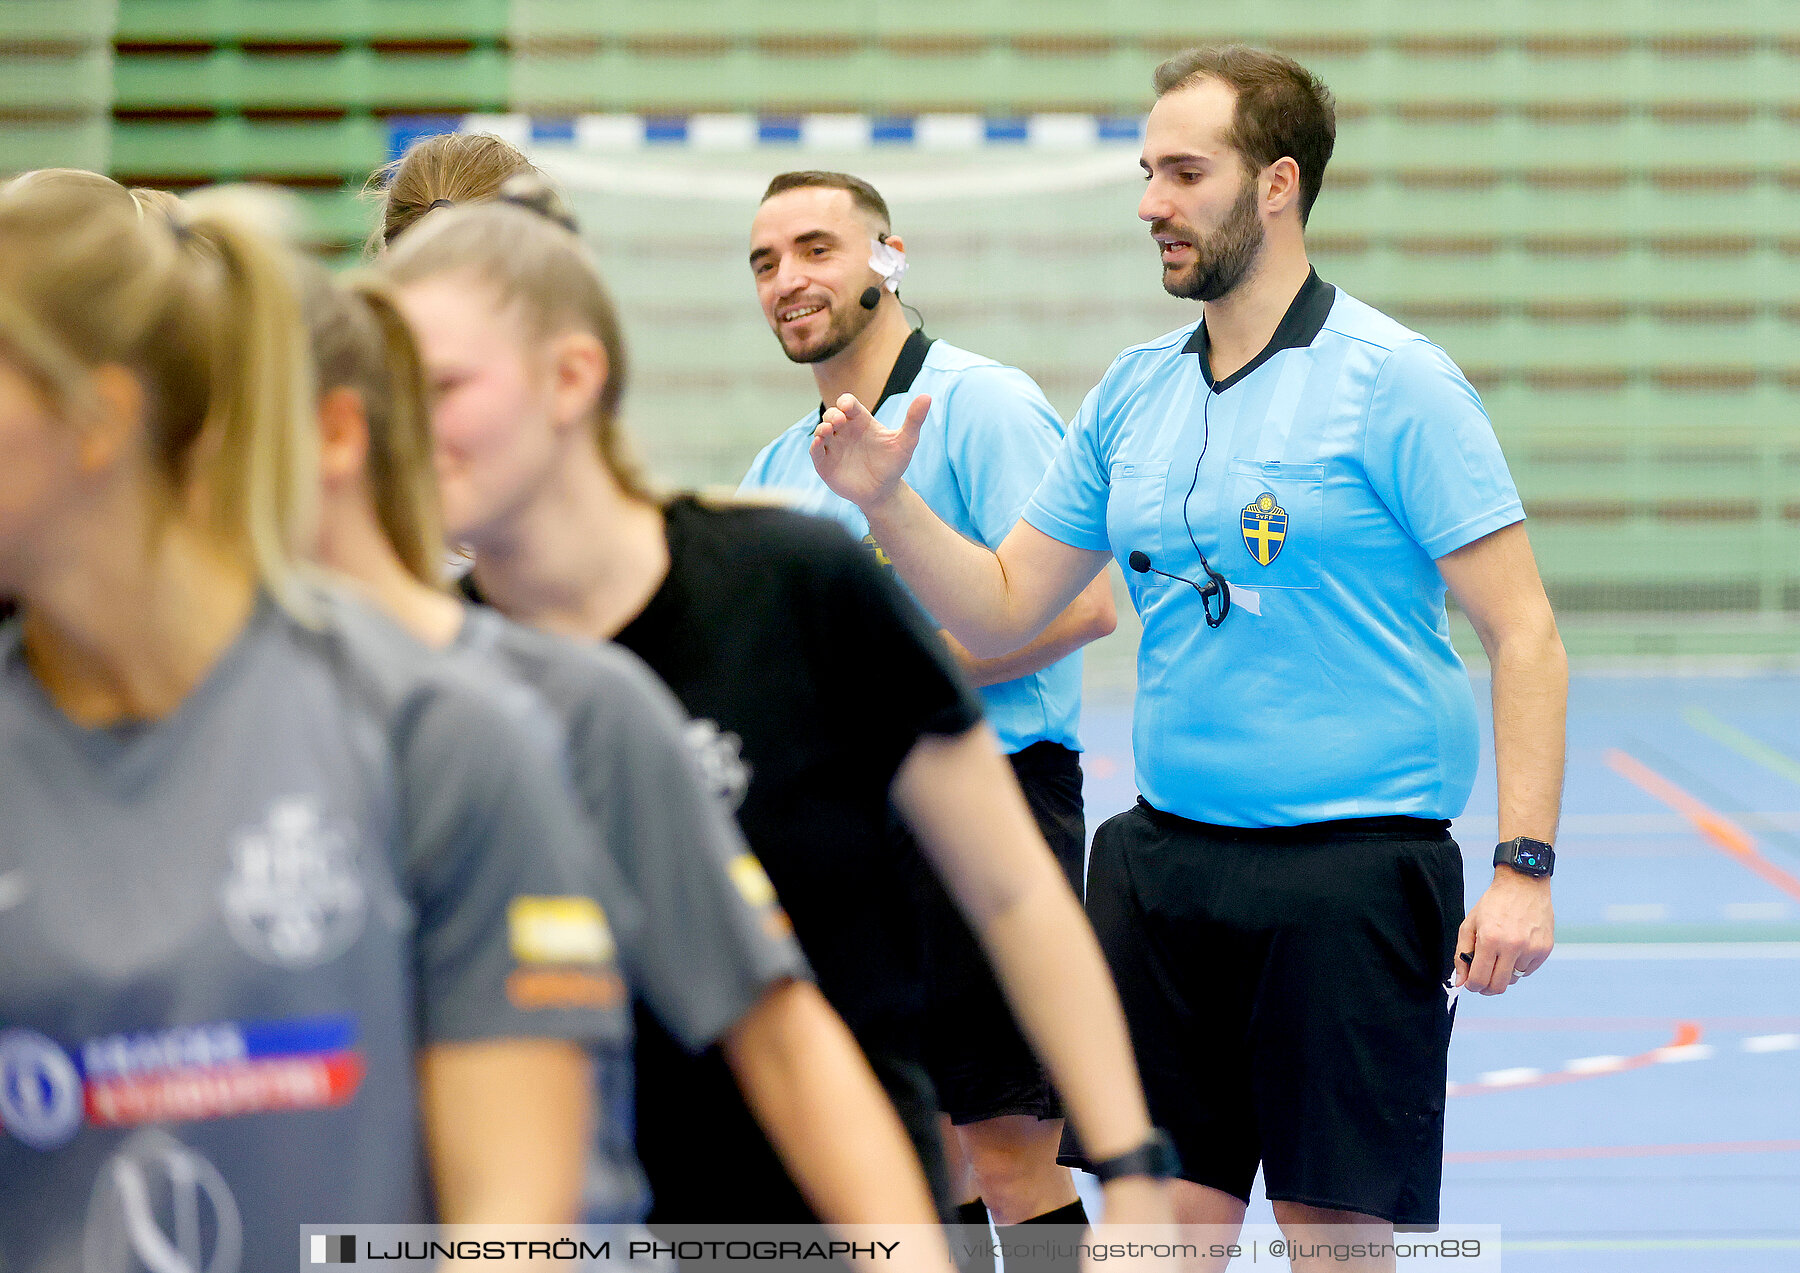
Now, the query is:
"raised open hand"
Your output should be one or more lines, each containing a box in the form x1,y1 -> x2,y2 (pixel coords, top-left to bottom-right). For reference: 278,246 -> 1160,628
810,391 -> 930,510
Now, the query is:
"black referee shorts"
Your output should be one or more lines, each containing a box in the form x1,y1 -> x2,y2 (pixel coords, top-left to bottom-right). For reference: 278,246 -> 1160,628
1064,800 -> 1463,1226
918,741 -> 1086,1126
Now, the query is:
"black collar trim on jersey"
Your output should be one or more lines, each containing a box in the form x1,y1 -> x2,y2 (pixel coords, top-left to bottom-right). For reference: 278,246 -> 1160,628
815,327 -> 935,421
1182,268 -> 1336,392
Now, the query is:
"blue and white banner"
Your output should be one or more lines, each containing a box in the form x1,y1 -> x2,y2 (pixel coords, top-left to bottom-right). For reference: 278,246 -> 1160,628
389,113 -> 1144,161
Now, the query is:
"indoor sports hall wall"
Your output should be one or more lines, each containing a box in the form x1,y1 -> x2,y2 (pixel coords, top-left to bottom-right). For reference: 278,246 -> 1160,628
3,0 -> 1796,658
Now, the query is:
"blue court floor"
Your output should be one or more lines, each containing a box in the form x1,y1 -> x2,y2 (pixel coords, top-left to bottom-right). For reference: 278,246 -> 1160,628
1076,673 -> 1800,1271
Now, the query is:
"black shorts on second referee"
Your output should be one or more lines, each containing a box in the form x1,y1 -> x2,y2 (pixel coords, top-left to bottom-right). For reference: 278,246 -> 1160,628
917,742 -> 1088,1125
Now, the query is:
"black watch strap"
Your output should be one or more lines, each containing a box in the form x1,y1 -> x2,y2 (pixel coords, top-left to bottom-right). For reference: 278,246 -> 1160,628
1091,1129 -> 1180,1184
1494,836 -> 1555,878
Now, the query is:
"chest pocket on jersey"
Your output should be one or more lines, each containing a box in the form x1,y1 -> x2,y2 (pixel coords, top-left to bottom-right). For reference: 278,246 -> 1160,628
1105,460 -> 1172,586
1223,459 -> 1323,589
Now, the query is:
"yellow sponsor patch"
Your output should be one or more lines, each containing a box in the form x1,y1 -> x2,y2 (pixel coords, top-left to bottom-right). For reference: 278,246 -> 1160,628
728,853 -> 779,910
508,896 -> 613,966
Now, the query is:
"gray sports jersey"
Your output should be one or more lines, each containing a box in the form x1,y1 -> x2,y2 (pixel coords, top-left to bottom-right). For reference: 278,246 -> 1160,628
455,606 -> 807,1051
0,592 -> 619,1273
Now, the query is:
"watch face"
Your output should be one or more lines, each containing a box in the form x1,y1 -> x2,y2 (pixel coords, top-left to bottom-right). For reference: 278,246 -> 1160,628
1517,849 -> 1545,870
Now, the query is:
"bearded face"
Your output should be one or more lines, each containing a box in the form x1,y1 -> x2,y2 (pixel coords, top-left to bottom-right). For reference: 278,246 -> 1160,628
769,285 -> 882,365
1153,173 -> 1265,304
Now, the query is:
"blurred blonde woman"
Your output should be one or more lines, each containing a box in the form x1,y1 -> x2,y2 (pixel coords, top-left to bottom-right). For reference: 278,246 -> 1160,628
0,182 -> 612,1270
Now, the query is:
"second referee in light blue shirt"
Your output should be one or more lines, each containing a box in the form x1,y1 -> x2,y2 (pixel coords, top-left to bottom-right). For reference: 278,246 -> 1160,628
744,171 -> 1118,1247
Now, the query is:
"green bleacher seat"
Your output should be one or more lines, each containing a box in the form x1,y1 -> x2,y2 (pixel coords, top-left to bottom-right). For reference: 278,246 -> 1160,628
114,0 -> 509,46
115,46 -> 510,115
0,49 -> 111,114
0,0 -> 115,46
111,116 -> 387,183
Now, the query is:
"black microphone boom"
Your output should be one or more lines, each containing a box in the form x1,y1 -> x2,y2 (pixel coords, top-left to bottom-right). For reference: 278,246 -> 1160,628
1129,551 -> 1187,585
1128,549 -> 1232,627
859,285 -> 882,310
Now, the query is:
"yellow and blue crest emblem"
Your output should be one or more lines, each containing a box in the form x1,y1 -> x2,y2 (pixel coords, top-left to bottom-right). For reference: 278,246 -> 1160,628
1241,491 -> 1288,566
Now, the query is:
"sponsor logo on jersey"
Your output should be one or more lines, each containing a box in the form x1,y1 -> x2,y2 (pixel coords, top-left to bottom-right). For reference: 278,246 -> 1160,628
683,719 -> 752,810
506,896 -> 624,1011
726,854 -> 778,910
0,1028 -> 84,1149
81,1016 -> 365,1128
221,797 -> 367,970
0,1016 -> 364,1147
84,1129 -> 242,1273
508,896 -> 613,966
726,852 -> 796,940
1241,491 -> 1289,566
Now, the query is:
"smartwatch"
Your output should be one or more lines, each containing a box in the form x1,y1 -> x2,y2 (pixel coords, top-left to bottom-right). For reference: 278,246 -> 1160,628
1090,1129 -> 1181,1184
1494,836 -> 1555,879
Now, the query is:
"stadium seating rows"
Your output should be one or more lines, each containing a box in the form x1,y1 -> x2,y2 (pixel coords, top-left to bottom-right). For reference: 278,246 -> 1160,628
0,1 -> 1793,649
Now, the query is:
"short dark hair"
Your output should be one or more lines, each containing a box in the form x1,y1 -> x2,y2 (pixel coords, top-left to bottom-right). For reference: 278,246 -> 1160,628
761,170 -> 891,231
1153,44 -> 1336,226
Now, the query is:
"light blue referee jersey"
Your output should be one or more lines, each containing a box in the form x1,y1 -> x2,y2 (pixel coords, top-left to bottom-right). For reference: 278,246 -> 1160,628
1024,271 -> 1524,826
742,331 -> 1082,756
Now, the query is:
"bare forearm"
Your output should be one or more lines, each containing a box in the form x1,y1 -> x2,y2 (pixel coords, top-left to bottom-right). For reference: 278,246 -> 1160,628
419,1040 -> 590,1224
723,980 -> 946,1230
1489,616 -> 1568,843
865,485 -> 1038,656
895,731 -> 1153,1161
976,871 -> 1154,1161
943,572 -> 1117,686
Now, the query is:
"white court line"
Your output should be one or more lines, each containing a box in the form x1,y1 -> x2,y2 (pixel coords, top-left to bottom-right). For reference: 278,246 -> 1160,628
1603,902 -> 1671,922
1555,942 -> 1800,959
1744,1033 -> 1800,1052
1507,1238 -> 1800,1253
1452,1027 -> 1797,1095
1475,1067 -> 1543,1086
1655,1043 -> 1716,1062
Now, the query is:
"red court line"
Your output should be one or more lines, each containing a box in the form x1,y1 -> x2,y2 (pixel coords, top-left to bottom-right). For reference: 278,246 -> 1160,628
1605,749 -> 1800,903
1449,1022 -> 1699,1096
1446,1139 -> 1800,1164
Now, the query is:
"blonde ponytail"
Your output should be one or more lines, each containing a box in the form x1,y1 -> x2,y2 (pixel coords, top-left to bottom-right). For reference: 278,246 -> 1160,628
177,189 -> 318,613
0,181 -> 317,614
300,264 -> 446,586
364,131 -> 541,255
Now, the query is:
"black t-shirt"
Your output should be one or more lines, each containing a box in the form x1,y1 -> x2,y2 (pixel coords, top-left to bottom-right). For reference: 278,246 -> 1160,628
614,496 -> 981,1034
480,495 -> 983,1221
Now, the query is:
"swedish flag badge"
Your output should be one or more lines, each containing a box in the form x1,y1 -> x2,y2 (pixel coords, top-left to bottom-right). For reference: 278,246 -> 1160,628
1241,492 -> 1288,566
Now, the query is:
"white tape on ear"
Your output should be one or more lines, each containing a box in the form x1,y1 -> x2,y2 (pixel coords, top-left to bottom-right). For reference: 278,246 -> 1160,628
869,237 -> 908,292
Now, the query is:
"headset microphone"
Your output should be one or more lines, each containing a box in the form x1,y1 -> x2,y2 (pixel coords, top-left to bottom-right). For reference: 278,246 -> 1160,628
1129,551 -> 1195,585
859,286 -> 882,310
1128,550 -> 1232,627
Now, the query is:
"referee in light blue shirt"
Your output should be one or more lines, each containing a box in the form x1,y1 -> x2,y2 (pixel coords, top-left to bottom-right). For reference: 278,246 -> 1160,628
809,47 -> 1567,1246
743,171 -> 1119,1245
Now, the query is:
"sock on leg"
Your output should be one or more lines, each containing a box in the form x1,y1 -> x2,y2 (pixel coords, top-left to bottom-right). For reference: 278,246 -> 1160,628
953,1199 -> 995,1273
995,1199 -> 1089,1273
